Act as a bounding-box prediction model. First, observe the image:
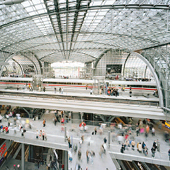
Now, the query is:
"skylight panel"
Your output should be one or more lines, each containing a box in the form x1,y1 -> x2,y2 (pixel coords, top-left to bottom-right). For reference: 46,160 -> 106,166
21,1 -> 31,8
32,0 -> 41,5
25,6 -> 34,12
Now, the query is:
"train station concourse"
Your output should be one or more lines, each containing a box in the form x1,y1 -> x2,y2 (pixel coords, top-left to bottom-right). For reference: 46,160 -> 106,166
0,0 -> 170,170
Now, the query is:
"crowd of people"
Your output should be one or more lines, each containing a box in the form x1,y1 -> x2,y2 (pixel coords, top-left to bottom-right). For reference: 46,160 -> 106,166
111,119 -> 166,159
0,104 -> 170,169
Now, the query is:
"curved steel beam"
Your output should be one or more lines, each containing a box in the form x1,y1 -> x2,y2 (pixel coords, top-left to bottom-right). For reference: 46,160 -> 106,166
1,32 -> 158,51
131,52 -> 164,107
12,58 -> 24,76
19,52 -> 38,75
0,4 -> 169,32
39,50 -> 96,61
94,49 -> 112,69
0,52 -> 39,75
28,52 -> 43,75
122,53 -> 131,78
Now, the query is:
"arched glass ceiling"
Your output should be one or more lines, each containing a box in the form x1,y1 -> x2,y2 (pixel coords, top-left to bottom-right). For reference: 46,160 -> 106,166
0,0 -> 170,64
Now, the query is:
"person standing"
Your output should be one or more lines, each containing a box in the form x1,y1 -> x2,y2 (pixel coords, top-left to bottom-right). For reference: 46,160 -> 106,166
168,149 -> 170,160
54,87 -> 56,93
86,84 -> 88,90
129,89 -> 132,97
54,117 -> 57,126
104,137 -> 107,143
43,86 -> 46,92
136,126 -> 139,136
67,137 -> 71,148
131,140 -> 135,150
157,139 -> 160,152
94,127 -> 97,135
90,89 -> 93,95
43,119 -> 46,127
42,130 -> 45,140
152,127 -> 155,136
153,140 -> 157,151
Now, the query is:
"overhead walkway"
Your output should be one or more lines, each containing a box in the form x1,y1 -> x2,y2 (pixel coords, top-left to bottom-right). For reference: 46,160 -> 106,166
0,89 -> 159,106
0,94 -> 167,120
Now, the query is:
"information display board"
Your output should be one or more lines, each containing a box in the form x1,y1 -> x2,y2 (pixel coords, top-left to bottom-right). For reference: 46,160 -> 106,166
106,64 -> 122,74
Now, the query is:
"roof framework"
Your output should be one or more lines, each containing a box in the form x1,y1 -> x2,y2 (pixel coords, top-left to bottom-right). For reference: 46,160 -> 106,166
0,0 -> 170,63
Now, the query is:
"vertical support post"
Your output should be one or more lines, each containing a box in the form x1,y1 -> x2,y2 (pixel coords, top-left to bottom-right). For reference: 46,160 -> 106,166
165,45 -> 169,120
65,127 -> 67,142
64,150 -> 68,170
21,143 -> 25,170
108,131 -> 110,148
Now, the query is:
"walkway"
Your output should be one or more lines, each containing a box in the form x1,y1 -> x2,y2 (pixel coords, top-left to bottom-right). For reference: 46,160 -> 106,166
0,114 -> 116,170
0,113 -> 170,169
0,94 -> 166,120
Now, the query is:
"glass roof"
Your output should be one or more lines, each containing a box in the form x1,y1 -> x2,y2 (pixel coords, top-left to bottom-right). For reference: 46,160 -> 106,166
0,0 -> 170,63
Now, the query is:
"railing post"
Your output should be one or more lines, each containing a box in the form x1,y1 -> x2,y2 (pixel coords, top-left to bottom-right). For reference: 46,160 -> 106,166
65,126 -> 67,142
108,131 -> 110,149
21,143 -> 25,170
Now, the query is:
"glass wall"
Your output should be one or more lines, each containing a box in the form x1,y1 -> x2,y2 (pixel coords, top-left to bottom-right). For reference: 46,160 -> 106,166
51,61 -> 84,78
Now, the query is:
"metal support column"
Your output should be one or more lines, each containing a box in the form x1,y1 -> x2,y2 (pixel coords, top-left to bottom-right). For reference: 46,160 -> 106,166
108,131 -> 110,148
65,127 -> 67,142
64,150 -> 68,170
21,143 -> 25,170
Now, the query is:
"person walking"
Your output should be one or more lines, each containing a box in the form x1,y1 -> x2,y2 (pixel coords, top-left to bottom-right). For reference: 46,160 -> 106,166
151,146 -> 156,158
153,140 -> 157,151
86,150 -> 89,163
136,126 -> 139,136
78,149 -> 81,160
144,146 -> 148,156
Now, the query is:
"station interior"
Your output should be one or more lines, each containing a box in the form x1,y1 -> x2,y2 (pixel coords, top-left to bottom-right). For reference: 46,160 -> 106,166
0,0 -> 170,170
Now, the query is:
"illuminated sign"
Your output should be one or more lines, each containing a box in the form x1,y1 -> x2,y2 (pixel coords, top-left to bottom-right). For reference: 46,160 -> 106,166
0,143 -> 6,157
0,140 -> 11,160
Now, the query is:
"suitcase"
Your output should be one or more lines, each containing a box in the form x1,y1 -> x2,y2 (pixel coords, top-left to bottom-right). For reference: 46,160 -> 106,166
92,132 -> 94,135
